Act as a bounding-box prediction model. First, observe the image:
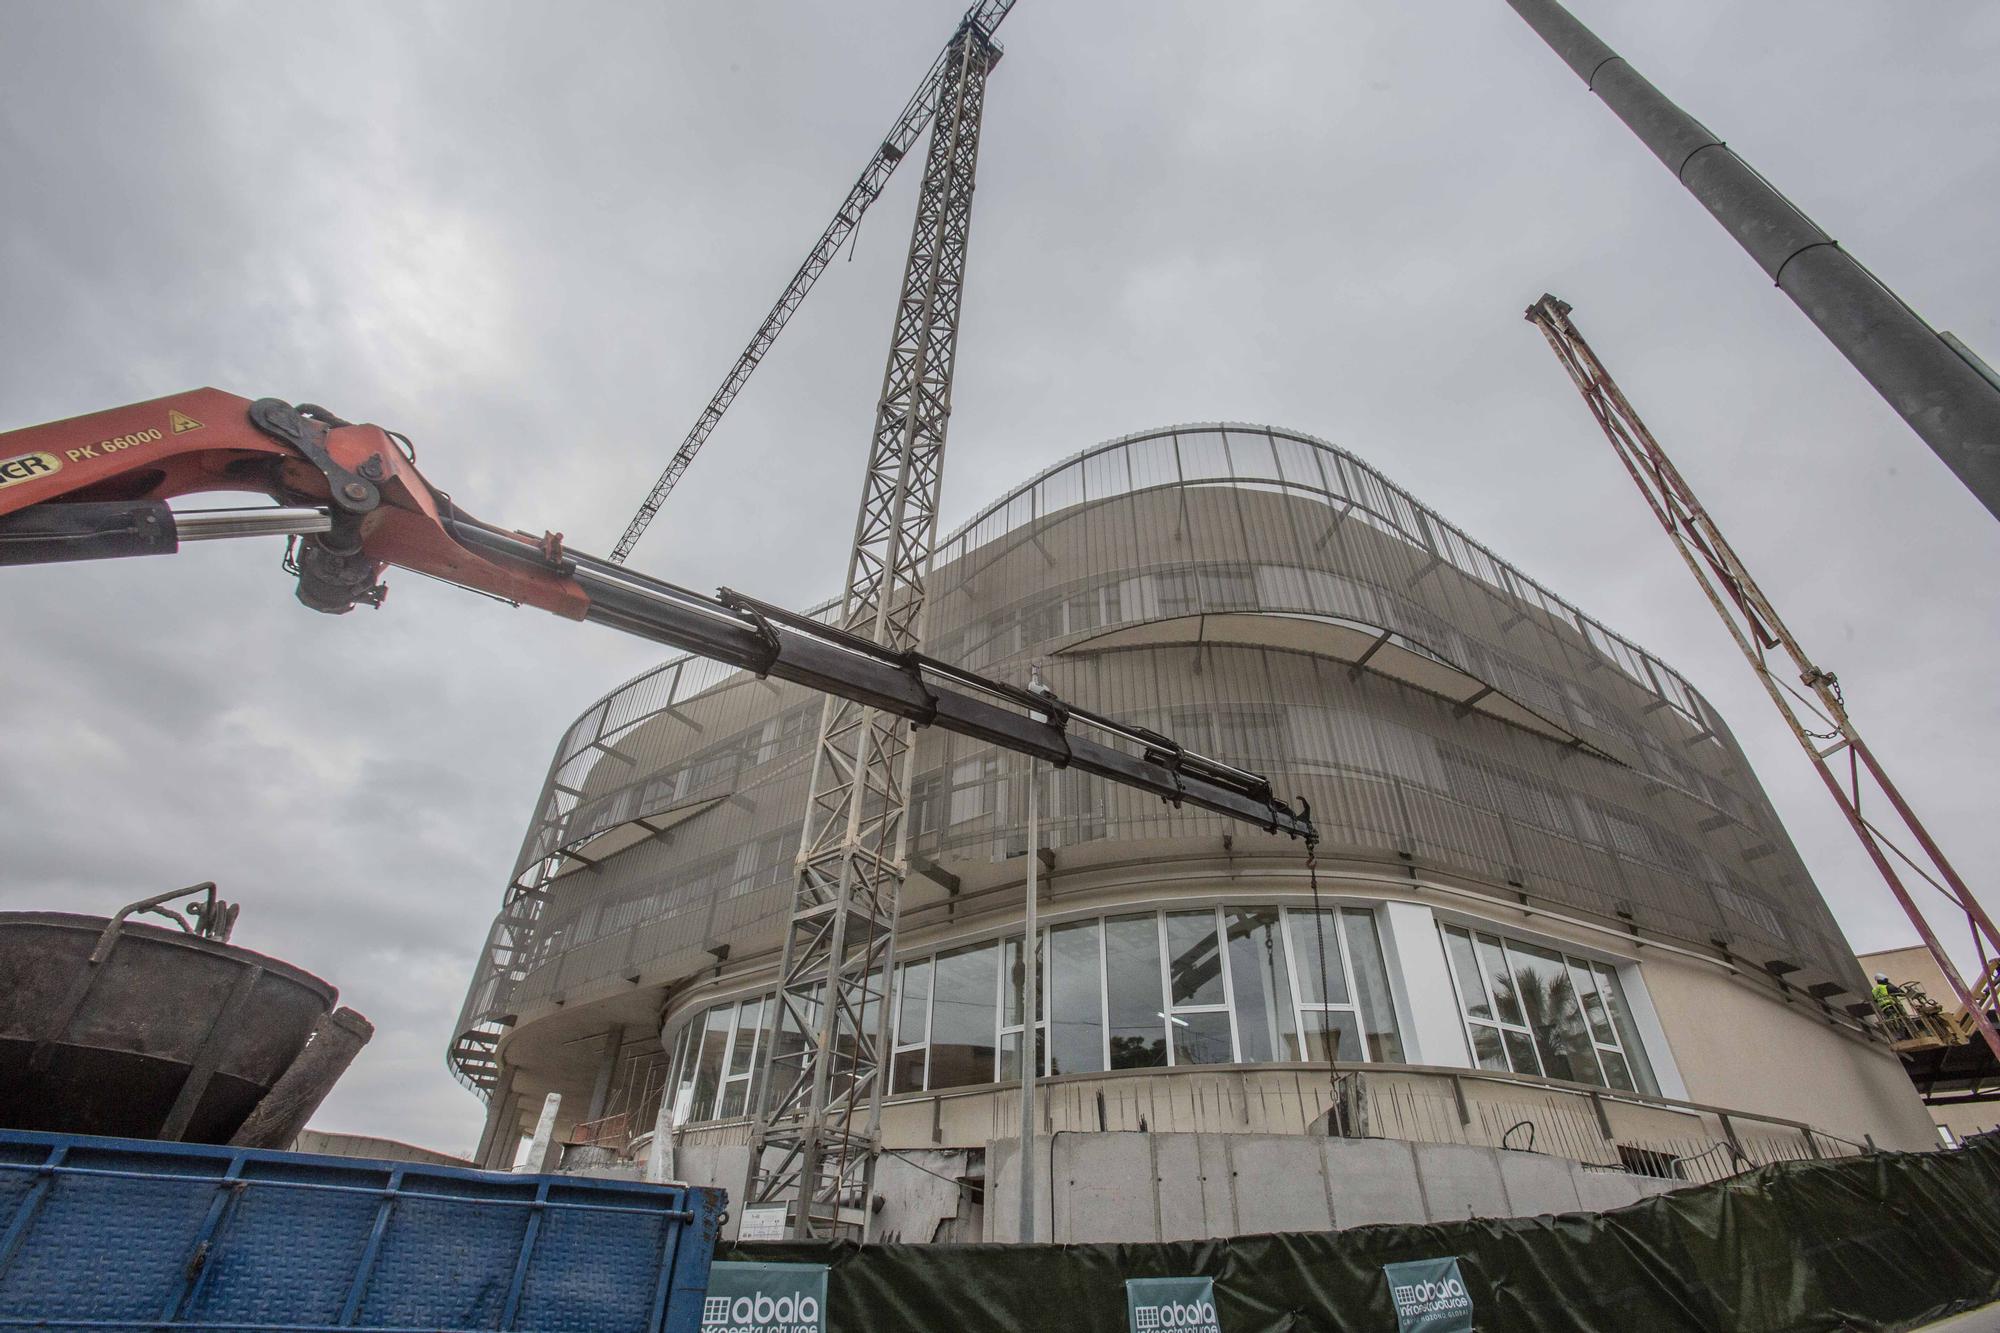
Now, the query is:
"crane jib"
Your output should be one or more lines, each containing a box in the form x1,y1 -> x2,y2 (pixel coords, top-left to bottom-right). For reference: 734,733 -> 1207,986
608,0 -> 1020,563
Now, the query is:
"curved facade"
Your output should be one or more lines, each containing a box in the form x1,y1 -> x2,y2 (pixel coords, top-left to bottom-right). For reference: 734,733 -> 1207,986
454,424 -> 1932,1213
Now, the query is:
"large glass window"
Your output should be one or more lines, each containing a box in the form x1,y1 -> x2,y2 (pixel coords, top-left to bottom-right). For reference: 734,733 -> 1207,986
1284,910 -> 1359,1061
1164,910 -> 1233,1066
1225,909 -> 1292,1063
1342,909 -> 1405,1063
663,902 -> 1411,1124
998,931 -> 1046,1081
1439,925 -> 1658,1094
1048,920 -> 1104,1076
928,942 -> 999,1089
1106,913 -> 1168,1069
687,1004 -> 731,1121
891,958 -> 932,1093
715,997 -> 764,1119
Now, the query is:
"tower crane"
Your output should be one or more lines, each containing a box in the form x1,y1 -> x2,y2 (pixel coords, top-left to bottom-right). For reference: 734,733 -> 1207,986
742,4 -> 1003,1241
608,0 -> 1017,565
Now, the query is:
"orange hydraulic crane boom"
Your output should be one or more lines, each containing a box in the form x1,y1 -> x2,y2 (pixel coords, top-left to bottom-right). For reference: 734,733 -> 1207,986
0,388 -> 1316,844
608,0 -> 1017,565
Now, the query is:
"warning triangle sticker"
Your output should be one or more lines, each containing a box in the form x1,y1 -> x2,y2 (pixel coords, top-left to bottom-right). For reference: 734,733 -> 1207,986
169,409 -> 203,434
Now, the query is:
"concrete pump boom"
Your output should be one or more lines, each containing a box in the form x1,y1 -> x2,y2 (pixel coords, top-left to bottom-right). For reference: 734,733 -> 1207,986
1506,0 -> 2000,524
1526,294 -> 2000,1066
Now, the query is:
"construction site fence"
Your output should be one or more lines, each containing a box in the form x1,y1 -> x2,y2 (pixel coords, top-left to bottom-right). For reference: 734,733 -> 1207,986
724,1134 -> 2000,1333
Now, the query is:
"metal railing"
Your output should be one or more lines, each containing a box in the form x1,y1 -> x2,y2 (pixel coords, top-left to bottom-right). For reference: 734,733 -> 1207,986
669,1060 -> 1868,1190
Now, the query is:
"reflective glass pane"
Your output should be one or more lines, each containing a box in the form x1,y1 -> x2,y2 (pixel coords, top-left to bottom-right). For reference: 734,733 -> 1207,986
728,998 -> 764,1078
1106,913 -> 1167,1069
1341,909 -> 1403,1063
1225,909 -> 1292,1063
1599,1048 -> 1635,1093
859,967 -> 884,1061
765,996 -> 812,1108
1165,910 -> 1226,1007
891,1047 -> 926,1094
1476,934 -> 1524,1026
1595,963 -> 1660,1095
896,959 -> 932,1046
929,943 -> 999,1090
1287,910 -> 1351,1006
1170,1010 -> 1235,1066
998,1028 -> 1046,1082
1003,932 -> 1046,1029
1468,1022 -> 1509,1072
1508,941 -> 1598,1085
1050,921 -> 1105,1076
1568,958 -> 1616,1046
717,1079 -> 747,1120
1443,927 -> 1493,1022
667,1022 -> 700,1126
1501,1028 -> 1542,1076
690,1004 -> 731,1120
1297,1009 -> 1363,1063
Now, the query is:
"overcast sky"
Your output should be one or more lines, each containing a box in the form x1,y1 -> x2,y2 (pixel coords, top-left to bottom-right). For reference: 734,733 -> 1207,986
2,2 -> 1995,1156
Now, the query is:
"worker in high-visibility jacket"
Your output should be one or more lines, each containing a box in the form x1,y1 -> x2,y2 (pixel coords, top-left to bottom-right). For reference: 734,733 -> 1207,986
1872,973 -> 1907,1019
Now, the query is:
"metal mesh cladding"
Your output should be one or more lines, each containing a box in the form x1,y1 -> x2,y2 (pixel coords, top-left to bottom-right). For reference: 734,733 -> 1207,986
451,425 -> 1858,1089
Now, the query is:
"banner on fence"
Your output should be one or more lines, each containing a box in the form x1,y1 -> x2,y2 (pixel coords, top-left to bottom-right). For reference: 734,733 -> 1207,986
1126,1276 -> 1221,1333
702,1261 -> 828,1333
1382,1257 -> 1473,1333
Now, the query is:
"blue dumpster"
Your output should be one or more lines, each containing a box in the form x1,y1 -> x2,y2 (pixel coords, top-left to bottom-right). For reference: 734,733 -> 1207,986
0,1129 -> 724,1331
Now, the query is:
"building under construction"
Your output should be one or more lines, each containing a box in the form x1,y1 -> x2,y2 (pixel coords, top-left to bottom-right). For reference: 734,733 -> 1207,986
450,422 -> 1939,1240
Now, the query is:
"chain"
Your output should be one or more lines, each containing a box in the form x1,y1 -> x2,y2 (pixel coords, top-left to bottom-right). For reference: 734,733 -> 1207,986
1303,823 -> 1344,1128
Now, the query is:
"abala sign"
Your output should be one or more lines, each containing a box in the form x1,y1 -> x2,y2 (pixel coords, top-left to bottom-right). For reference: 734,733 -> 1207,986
1382,1257 -> 1474,1333
1126,1276 -> 1221,1333
702,1261 -> 827,1333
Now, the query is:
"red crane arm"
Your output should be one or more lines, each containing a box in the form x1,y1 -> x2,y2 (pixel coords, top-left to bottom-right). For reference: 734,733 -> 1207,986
0,389 -> 589,618
0,388 -> 1319,843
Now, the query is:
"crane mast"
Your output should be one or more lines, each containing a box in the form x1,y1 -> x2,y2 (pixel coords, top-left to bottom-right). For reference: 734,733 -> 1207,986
1525,294 -> 2000,1065
746,15 -> 1000,1240
608,0 -> 1017,565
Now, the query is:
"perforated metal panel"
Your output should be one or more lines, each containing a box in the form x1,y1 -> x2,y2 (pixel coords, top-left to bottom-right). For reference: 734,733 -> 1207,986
452,425 -> 1861,1093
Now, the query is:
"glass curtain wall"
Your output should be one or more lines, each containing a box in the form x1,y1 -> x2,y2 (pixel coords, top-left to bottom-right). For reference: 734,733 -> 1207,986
661,904 -> 1407,1123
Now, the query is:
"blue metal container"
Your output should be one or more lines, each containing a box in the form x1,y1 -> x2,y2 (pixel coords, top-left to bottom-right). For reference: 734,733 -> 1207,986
0,1129 -> 724,1332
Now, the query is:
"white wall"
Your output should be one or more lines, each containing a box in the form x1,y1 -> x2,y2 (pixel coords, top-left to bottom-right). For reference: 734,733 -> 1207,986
1637,951 -> 1938,1152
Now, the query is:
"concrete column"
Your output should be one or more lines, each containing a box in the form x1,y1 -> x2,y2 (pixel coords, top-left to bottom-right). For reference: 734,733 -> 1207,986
472,1066 -> 516,1169
1377,901 -> 1472,1067
518,1092 -> 563,1175
585,1026 -> 626,1123
644,1087 -> 677,1184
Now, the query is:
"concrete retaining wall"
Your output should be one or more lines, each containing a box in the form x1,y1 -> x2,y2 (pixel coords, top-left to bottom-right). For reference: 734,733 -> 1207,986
985,1132 -> 1682,1243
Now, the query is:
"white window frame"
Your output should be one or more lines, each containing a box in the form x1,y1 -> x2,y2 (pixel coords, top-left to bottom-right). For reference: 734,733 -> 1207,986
892,958 -> 934,1093
1280,906 -> 1377,1063
995,927 -> 1049,1080
1438,924 -> 1653,1092
1159,907 -> 1240,1067
713,997 -> 763,1120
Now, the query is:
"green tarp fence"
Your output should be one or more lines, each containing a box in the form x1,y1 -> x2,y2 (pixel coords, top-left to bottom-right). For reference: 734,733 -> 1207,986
724,1136 -> 2000,1332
